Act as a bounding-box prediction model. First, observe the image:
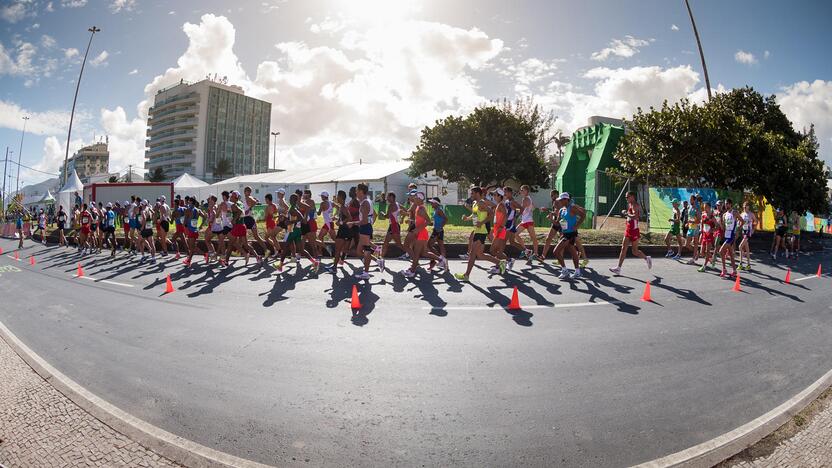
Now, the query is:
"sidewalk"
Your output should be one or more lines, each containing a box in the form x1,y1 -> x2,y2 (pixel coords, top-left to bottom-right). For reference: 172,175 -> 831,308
725,389 -> 832,468
0,336 -> 182,468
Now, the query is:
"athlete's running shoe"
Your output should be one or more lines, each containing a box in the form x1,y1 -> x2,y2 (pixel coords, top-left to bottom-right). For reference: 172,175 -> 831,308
697,265 -> 707,273
672,254 -> 682,260
499,259 -> 507,275
665,250 -> 674,258
570,269 -> 583,280
150,257 -> 157,264
312,259 -> 320,273
580,258 -> 589,268
686,258 -> 696,265
489,266 -> 499,274
354,271 -> 371,280
377,258 -> 385,271
453,273 -> 469,281
609,267 -> 621,275
440,256 -> 448,272
459,253 -> 469,260
720,269 -> 727,278
507,258 -> 515,271
274,260 -> 283,272
558,269 -> 571,279
401,269 -> 415,278
397,253 -> 410,261
645,256 -> 652,269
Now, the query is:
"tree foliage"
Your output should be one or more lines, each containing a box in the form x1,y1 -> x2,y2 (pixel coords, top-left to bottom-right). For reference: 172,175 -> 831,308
212,159 -> 232,181
147,167 -> 166,182
409,104 -> 549,187
615,87 -> 829,214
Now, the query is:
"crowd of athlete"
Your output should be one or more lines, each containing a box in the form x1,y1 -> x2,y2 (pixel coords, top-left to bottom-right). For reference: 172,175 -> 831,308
25,183 -> 804,282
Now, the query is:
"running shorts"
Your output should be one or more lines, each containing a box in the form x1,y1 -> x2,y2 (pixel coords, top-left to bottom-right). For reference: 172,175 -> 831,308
141,228 -> 153,239
492,226 -> 506,240
320,222 -> 334,234
222,226 -> 232,235
687,228 -> 699,238
416,228 -> 429,241
243,216 -> 256,230
285,228 -> 302,244
350,225 -> 360,239
300,222 -> 311,236
57,221 -> 65,230
308,220 -> 317,233
160,220 -> 170,232
265,219 -> 276,230
473,233 -> 487,244
408,223 -> 416,233
81,226 -> 91,234
561,231 -> 578,243
669,224 -> 681,236
722,235 -> 735,245
775,226 -> 788,237
211,228 -> 224,235
104,226 -> 115,234
186,230 -> 199,239
387,223 -> 401,236
175,224 -> 185,234
625,228 -> 640,242
431,229 -> 444,241
231,224 -> 247,237
359,224 -> 373,237
701,233 -> 714,245
336,225 -> 352,240
130,219 -> 141,229
550,223 -> 562,233
484,222 -> 491,233
520,221 -> 534,229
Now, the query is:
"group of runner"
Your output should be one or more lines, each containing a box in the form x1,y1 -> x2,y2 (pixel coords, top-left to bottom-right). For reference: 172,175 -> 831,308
19,182 -> 800,282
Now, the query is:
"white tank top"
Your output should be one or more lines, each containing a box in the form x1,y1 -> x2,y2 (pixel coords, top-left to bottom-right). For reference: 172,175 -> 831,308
322,201 -> 333,224
521,196 -> 534,223
221,201 -> 232,228
362,199 -> 374,224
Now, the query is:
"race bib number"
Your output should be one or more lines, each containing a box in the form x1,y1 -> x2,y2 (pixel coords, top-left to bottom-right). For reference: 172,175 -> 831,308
82,216 -> 90,224
559,218 -> 568,230
703,224 -> 711,233
190,218 -> 198,228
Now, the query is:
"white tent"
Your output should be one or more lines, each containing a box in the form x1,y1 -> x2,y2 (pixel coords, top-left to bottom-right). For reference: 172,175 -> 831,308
56,170 -> 84,211
173,173 -> 210,200
42,190 -> 55,203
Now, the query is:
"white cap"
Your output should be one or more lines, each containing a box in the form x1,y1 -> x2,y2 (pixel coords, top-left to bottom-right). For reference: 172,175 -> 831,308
276,188 -> 286,195
558,192 -> 571,200
494,188 -> 505,197
106,202 -> 113,208
140,199 -> 148,206
160,195 -> 166,202
416,192 -> 425,201
124,200 -> 130,206
320,191 -> 329,198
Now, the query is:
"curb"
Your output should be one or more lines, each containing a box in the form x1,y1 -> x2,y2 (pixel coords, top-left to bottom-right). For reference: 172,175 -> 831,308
634,367 -> 832,467
0,321 -> 274,468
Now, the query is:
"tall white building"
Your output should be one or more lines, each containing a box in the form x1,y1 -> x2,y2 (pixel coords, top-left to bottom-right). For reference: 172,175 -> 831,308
145,78 -> 272,182
60,142 -> 109,185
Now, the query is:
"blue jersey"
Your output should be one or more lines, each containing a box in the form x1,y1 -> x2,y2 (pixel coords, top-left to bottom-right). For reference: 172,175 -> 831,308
558,204 -> 578,233
433,209 -> 444,230
175,207 -> 185,225
106,210 -> 116,227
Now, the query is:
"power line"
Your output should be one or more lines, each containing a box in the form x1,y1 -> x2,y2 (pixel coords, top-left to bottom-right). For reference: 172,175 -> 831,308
0,159 -> 60,177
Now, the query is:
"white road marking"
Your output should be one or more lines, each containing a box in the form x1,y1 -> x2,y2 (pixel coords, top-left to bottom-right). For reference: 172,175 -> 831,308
793,276 -> 819,282
79,276 -> 134,288
422,300 -> 620,311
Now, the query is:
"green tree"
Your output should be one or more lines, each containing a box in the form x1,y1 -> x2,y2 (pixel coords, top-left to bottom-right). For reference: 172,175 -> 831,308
108,175 -> 119,183
615,87 -> 829,214
409,105 -> 548,187
212,158 -> 232,182
147,167 -> 166,182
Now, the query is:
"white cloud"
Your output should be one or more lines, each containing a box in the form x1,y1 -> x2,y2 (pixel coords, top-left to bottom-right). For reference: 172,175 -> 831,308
45,2 -> 54,12
497,56 -> 562,93
0,41 -> 37,76
0,100 -> 80,135
100,106 -> 147,172
128,68 -> 138,75
778,80 -> 832,164
60,0 -> 88,8
591,35 -> 652,61
734,50 -> 757,65
40,34 -> 56,48
110,0 -> 136,13
64,47 -> 79,59
168,10 -> 175,15
671,24 -> 680,31
764,50 -> 770,59
90,50 -> 109,67
1,1 -> 29,23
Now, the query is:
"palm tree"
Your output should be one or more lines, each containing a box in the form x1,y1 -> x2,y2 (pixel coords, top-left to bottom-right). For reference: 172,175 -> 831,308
147,167 -> 166,182
108,175 -> 119,183
212,158 -> 232,182
684,0 -> 713,100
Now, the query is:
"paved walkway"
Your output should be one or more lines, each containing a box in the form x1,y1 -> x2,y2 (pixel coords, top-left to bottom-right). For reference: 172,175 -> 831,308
0,336 -> 182,468
728,393 -> 832,468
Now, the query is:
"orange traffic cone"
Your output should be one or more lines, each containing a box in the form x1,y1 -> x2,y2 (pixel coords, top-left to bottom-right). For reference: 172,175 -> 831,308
508,286 -> 521,310
784,268 -> 791,284
76,262 -> 84,277
164,274 -> 175,294
14,251 -> 19,261
29,256 -> 35,265
640,281 -> 652,302
350,285 -> 362,309
732,273 -> 742,292
817,264 -> 823,278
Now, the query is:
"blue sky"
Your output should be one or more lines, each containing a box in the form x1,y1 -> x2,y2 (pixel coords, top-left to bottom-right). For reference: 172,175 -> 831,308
1,0 -> 831,189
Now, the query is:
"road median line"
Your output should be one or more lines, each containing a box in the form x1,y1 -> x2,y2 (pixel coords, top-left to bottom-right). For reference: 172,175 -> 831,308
422,300 -> 620,311
0,320 -> 274,468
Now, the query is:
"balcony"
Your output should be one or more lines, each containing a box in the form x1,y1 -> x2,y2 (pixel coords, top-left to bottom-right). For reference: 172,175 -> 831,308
146,129 -> 196,147
146,142 -> 195,157
148,107 -> 198,126
147,117 -> 197,136
149,93 -> 199,114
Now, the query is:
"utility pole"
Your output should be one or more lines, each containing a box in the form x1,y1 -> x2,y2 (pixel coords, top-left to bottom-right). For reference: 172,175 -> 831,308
16,116 -> 29,197
63,26 -> 101,185
1,147 -> 8,212
271,131 -> 280,170
128,164 -> 132,183
684,0 -> 712,100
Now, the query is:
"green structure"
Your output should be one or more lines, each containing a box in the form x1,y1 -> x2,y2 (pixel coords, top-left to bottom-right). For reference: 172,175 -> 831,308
555,120 -> 625,227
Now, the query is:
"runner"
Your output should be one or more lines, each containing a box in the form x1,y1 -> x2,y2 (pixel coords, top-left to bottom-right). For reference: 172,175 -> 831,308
453,187 -> 505,281
225,191 -> 261,266
324,190 -> 351,274
157,196 -> 171,256
15,210 -> 25,249
710,200 -> 724,268
171,197 -> 187,259
138,200 -> 157,263
129,196 -> 141,255
717,199 -> 742,278
401,192 -> 446,278
204,195 -> 221,263
664,199 -> 684,259
102,203 -> 117,257
697,202 -> 717,273
351,183 -> 383,280
72,203 -> 82,248
772,208 -> 788,259
344,187 -> 361,265
553,192 -> 587,280
78,203 -> 92,254
217,191 -> 233,267
317,191 -> 336,254
539,189 -> 561,264
274,193 -> 317,273
301,189 -> 324,259
515,185 -> 539,264
119,201 -> 130,252
183,196 -> 206,267
487,189 -> 509,274
502,186 -> 522,268
609,191 -> 652,275
738,201 -> 756,271
684,194 -> 701,264
243,186 -> 269,256
380,192 -> 405,259
399,182 -> 419,261
33,208 -> 47,245
263,193 -> 280,257
788,210 -> 802,259
56,205 -> 68,247
426,197 -> 447,263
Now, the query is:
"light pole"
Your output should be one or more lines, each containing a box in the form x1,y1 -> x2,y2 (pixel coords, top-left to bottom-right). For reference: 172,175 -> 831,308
15,116 -> 29,197
271,131 -> 280,170
684,0 -> 712,100
1,147 -> 8,212
63,25 -> 101,186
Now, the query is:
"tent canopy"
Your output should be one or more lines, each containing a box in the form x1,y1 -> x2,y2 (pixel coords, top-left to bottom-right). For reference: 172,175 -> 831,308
59,170 -> 84,193
42,190 -> 55,202
216,162 -> 411,186
173,172 -> 209,189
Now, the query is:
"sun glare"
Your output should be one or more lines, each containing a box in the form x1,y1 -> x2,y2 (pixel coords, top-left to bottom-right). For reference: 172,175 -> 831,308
334,0 -> 421,24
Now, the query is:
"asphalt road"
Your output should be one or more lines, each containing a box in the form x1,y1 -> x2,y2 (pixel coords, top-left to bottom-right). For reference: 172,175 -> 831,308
1,238 -> 831,467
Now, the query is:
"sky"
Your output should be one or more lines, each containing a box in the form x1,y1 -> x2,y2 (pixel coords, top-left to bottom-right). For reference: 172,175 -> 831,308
1,0 -> 831,190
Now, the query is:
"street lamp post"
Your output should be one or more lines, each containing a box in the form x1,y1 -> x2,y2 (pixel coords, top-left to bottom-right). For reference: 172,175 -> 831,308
684,0 -> 712,100
62,26 -> 101,186
15,116 -> 29,198
1,147 -> 8,212
271,131 -> 280,171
